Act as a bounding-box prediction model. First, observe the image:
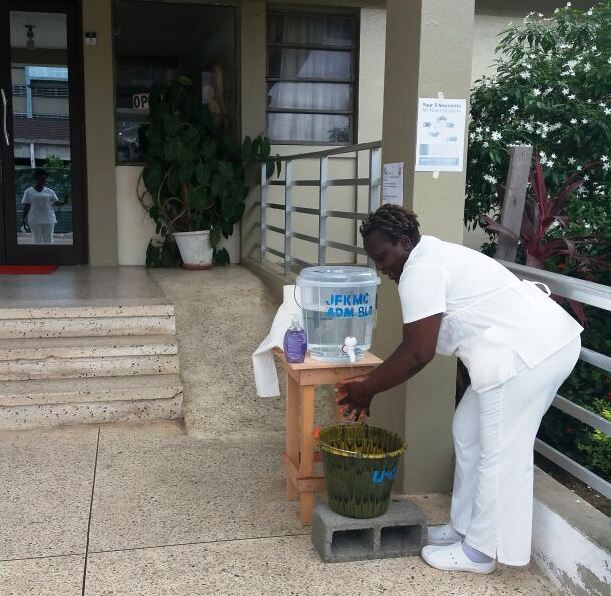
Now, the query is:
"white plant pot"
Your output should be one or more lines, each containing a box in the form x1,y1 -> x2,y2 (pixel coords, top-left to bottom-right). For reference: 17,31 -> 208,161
173,230 -> 213,270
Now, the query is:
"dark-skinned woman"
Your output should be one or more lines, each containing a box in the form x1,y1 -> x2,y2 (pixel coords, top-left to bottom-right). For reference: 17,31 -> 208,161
336,204 -> 582,574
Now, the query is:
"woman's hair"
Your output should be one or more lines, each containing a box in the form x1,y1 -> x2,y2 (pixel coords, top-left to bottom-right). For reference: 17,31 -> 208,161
360,204 -> 421,245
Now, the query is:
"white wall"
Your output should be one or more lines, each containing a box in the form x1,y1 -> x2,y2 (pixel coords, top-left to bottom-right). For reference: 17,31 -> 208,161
116,166 -> 155,266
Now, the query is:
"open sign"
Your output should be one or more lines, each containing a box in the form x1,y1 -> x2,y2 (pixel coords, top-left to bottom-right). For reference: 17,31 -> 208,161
132,93 -> 149,111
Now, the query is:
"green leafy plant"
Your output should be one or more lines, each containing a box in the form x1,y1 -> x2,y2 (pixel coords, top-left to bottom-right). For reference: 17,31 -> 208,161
481,151 -> 604,323
466,2 -> 610,242
138,76 -> 279,266
468,2 -> 611,485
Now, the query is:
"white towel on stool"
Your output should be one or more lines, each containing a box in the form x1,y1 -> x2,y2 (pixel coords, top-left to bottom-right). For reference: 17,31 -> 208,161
252,285 -> 302,397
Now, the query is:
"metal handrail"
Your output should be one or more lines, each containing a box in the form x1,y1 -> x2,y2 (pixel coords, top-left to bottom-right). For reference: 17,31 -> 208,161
501,260 -> 611,499
277,141 -> 382,161
259,141 -> 381,269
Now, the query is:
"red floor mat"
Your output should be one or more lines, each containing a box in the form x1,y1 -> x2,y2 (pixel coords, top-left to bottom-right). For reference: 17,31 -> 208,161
0,265 -> 58,275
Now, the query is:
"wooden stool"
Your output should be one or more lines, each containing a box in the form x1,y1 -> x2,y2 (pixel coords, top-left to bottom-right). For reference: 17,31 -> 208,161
274,349 -> 382,526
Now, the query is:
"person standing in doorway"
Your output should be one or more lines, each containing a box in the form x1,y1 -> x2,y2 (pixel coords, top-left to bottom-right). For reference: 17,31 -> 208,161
21,168 -> 67,244
336,204 -> 582,574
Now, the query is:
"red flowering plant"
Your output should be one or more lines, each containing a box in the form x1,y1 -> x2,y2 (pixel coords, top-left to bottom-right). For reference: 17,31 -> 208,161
481,151 -> 604,325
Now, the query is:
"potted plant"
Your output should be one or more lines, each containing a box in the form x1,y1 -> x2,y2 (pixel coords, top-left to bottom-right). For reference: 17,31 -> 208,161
138,76 -> 278,268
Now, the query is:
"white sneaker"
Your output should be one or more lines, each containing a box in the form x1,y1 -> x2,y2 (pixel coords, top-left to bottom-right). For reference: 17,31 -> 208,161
422,542 -> 497,574
426,523 -> 463,546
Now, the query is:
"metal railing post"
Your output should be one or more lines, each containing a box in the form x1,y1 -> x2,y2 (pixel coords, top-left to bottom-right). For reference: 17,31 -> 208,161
368,146 -> 381,213
367,147 -> 382,267
284,160 -> 293,275
318,156 -> 329,266
260,161 -> 268,263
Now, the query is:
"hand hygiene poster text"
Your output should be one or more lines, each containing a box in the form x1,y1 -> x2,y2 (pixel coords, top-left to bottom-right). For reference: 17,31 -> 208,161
415,98 -> 466,172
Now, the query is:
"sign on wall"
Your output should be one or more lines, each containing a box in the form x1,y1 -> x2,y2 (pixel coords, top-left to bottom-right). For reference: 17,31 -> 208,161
132,93 -> 150,111
415,98 -> 466,172
382,162 -> 404,206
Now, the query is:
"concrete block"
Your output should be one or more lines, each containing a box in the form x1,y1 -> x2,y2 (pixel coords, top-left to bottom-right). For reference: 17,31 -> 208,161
311,500 -> 427,563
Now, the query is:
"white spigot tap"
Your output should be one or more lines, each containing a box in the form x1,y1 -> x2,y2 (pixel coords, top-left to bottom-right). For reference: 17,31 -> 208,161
342,336 -> 358,363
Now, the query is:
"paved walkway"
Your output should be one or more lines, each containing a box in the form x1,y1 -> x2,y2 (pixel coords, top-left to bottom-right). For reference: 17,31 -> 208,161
0,268 -> 559,594
0,421 -> 558,595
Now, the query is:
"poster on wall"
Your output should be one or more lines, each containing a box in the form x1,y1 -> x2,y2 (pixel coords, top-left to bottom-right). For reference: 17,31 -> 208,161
415,98 -> 466,172
382,162 -> 404,206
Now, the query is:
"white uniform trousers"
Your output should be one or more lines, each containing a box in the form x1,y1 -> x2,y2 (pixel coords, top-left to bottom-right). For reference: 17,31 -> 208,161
31,223 -> 55,244
450,336 -> 581,565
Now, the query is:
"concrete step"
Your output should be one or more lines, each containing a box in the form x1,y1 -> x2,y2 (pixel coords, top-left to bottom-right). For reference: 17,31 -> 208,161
0,353 -> 179,381
0,304 -> 175,339
0,374 -> 183,429
0,335 -> 178,360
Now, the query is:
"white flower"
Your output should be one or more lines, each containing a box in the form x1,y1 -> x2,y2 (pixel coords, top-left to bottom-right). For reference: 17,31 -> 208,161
568,157 -> 576,164
532,88 -> 542,96
509,105 -> 519,114
570,118 -> 577,124
524,122 -> 534,132
599,102 -> 606,108
469,132 -> 475,140
551,153 -> 557,159
540,151 -> 547,159
491,131 -> 502,141
483,174 -> 498,184
583,63 -> 591,72
604,163 -> 610,171
605,108 -> 611,115
476,126 -> 482,133
485,126 -> 490,132
470,159 -> 478,164
583,175 -> 589,181
502,96 -> 508,101
544,87 -> 553,95
520,71 -> 531,79
577,165 -> 582,170
538,12 -> 544,17
566,2 -> 571,6
554,7 -> 560,13
568,94 -> 576,100
582,118 -> 589,124
601,155 -> 609,163
562,88 -> 570,95
483,141 -> 489,148
587,8 -> 593,15
608,57 -> 611,64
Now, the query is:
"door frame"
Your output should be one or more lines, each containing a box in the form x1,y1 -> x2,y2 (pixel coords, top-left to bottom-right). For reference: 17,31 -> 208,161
0,0 -> 88,265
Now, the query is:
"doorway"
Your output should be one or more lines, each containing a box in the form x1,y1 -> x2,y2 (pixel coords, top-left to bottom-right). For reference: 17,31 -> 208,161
0,0 -> 86,265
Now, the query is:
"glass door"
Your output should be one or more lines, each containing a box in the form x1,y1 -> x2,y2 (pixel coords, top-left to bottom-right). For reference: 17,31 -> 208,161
0,1 -> 86,264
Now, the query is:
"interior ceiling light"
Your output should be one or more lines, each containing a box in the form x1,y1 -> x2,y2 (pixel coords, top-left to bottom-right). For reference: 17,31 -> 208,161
25,25 -> 35,51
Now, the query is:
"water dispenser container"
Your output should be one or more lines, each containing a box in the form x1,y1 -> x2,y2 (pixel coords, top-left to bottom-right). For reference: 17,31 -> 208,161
296,266 -> 381,363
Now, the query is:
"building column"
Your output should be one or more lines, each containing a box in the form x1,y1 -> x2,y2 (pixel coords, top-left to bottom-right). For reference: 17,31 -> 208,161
371,0 -> 475,494
240,0 -> 267,262
82,0 -> 118,266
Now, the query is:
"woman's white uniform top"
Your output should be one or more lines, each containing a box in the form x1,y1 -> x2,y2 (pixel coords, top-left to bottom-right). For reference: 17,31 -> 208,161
398,235 -> 582,392
22,186 -> 59,224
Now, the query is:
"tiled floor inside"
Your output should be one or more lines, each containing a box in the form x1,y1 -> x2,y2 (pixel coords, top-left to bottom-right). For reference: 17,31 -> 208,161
0,420 -> 559,596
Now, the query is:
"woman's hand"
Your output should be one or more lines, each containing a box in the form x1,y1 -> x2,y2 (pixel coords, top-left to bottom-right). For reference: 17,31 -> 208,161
335,375 -> 375,421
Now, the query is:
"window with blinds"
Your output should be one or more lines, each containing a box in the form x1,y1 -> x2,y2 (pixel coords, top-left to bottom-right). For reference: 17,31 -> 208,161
266,9 -> 358,145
